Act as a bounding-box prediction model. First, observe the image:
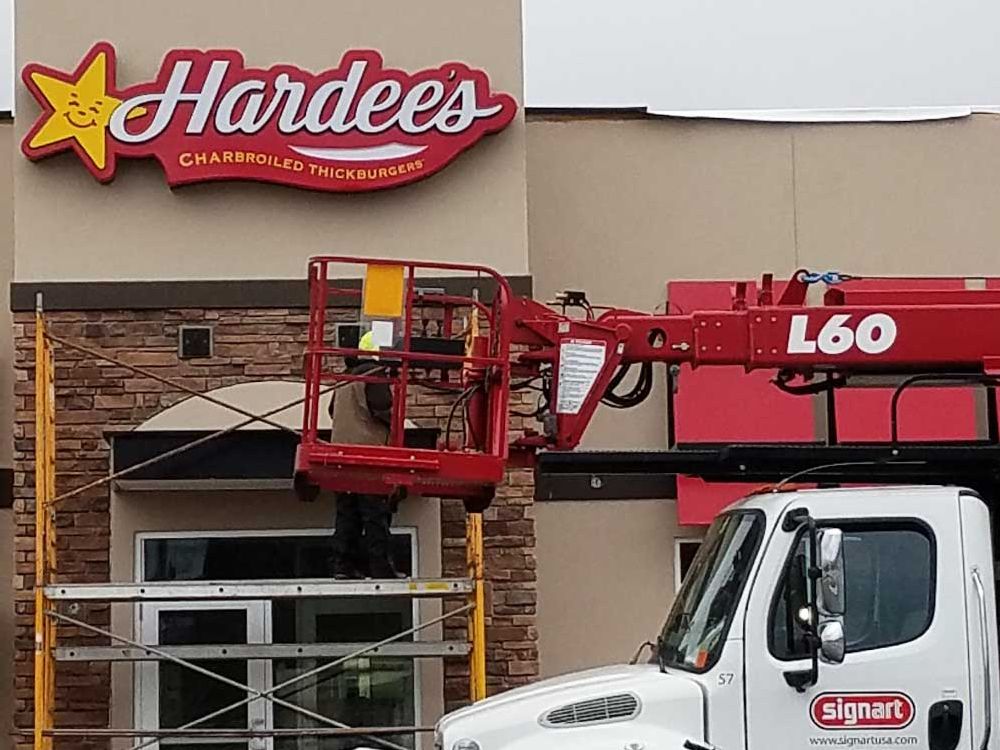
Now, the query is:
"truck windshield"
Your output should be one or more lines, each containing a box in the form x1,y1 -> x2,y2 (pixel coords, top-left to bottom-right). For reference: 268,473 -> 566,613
657,511 -> 764,673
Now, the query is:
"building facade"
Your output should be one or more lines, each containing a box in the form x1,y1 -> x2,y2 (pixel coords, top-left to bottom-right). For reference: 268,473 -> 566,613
5,0 -> 1000,746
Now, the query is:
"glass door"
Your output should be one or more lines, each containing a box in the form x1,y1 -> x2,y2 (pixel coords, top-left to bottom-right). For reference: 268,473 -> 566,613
137,601 -> 271,750
271,597 -> 416,750
138,531 -> 419,749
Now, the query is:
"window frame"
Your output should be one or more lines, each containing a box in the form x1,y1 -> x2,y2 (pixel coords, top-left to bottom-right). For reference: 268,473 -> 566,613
766,517 -> 937,661
673,537 -> 704,593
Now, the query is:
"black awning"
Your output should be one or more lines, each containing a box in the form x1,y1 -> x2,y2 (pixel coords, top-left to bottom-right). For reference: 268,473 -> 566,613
535,441 -> 1000,501
110,427 -> 442,485
111,430 -> 301,482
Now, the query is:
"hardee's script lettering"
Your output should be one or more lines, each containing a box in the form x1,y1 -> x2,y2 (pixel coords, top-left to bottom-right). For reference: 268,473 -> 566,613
21,43 -> 518,192
110,58 -> 505,142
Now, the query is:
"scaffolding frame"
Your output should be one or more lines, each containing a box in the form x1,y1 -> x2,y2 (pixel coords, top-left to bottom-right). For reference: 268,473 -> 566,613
29,306 -> 489,749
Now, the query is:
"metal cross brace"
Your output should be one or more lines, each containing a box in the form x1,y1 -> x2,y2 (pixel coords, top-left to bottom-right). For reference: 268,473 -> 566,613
45,331 -> 389,507
47,603 -> 472,750
47,333 -> 303,435
49,377 -> 359,507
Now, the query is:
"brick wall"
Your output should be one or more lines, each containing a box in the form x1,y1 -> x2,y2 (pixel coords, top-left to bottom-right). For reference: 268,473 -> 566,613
441,472 -> 538,711
11,307 -> 538,746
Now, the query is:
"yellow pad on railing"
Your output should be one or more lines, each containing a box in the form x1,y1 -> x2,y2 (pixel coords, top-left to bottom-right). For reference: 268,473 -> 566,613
362,264 -> 405,318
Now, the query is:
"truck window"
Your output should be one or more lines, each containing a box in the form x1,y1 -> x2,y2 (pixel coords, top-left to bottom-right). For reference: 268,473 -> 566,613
769,522 -> 935,659
658,510 -> 765,673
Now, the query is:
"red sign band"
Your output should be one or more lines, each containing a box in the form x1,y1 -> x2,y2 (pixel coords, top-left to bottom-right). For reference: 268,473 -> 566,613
21,43 -> 518,192
810,692 -> 916,730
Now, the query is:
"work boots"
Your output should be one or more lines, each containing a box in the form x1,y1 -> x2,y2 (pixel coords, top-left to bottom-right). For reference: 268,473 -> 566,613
331,553 -> 405,580
331,555 -> 365,580
367,555 -> 406,580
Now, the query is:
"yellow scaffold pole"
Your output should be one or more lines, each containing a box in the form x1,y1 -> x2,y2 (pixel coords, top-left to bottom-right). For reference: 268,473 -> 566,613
466,513 -> 486,702
464,305 -> 487,703
34,302 -> 56,750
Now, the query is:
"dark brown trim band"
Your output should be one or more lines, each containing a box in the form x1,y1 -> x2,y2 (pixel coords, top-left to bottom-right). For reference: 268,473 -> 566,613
526,107 -> 649,119
0,468 -> 12,509
11,275 -> 533,312
534,470 -> 677,501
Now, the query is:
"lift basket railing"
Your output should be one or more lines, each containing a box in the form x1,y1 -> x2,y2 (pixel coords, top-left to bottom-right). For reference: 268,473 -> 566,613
295,256 -> 515,506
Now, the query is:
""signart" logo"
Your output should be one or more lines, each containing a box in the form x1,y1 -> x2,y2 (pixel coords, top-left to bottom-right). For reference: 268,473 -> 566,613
21,43 -> 518,192
810,693 -> 916,730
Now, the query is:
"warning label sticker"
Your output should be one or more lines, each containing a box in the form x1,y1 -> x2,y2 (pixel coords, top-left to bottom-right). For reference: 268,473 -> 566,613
556,339 -> 608,414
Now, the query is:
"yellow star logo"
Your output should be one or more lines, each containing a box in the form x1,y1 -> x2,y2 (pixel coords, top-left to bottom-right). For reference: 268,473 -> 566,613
21,43 -> 145,180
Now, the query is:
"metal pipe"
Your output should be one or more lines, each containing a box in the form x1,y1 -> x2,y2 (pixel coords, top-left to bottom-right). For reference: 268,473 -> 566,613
32,727 -> 434,738
890,373 -> 999,444
33,309 -> 55,750
467,513 -> 487,701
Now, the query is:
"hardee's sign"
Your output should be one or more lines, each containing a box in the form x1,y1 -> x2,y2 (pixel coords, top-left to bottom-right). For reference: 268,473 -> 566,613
21,43 -> 517,192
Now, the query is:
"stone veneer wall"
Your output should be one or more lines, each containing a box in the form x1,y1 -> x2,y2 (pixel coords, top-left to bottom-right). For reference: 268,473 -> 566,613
11,307 -> 538,747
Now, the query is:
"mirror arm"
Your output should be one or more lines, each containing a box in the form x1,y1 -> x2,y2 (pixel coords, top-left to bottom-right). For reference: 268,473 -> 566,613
783,654 -> 819,692
782,507 -> 811,532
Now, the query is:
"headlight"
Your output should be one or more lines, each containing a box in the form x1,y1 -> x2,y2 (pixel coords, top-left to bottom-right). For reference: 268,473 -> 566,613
452,740 -> 481,750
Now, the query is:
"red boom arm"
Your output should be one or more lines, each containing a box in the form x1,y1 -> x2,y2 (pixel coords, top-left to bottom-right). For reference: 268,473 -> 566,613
501,272 -> 1000,452
296,258 -> 1000,509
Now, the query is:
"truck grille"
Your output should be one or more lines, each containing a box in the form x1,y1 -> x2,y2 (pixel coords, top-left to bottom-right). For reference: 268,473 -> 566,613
541,693 -> 641,727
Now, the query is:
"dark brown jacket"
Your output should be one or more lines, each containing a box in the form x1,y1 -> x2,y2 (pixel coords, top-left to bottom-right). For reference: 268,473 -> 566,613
329,360 -> 392,446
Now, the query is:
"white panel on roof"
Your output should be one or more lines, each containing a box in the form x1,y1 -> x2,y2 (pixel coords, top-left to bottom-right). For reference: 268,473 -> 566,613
523,0 -> 650,108
523,0 -> 1000,119
0,0 -> 10,113
5,1 -> 1000,120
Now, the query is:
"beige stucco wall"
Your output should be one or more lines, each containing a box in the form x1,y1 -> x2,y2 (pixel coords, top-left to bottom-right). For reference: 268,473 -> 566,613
109,489 -> 444,732
535,500 -> 690,678
14,0 -> 528,281
526,116 -> 797,451
0,122 -> 12,474
793,116 -> 1000,274
0,508 -> 12,743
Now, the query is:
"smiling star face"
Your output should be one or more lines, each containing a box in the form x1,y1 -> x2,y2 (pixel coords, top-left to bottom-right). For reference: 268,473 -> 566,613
62,88 -> 114,130
24,47 -> 144,174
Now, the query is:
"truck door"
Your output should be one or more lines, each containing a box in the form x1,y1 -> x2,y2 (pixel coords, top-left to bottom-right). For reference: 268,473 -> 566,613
743,491 -> 971,750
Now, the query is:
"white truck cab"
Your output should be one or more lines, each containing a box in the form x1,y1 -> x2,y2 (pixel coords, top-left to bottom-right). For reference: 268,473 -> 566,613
436,485 -> 998,750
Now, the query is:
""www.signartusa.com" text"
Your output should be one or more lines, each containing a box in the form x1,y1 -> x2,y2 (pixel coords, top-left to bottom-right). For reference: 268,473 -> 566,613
809,736 -> 918,747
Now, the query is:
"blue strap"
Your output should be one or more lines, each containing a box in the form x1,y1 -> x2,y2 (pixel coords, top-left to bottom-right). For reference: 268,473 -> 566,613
798,270 -> 854,285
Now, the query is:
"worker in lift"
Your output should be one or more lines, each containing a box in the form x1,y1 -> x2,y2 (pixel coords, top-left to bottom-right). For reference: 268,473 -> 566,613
328,330 -> 405,580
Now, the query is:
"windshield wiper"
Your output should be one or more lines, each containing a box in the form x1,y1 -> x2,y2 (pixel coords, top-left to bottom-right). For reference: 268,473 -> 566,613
654,634 -> 667,672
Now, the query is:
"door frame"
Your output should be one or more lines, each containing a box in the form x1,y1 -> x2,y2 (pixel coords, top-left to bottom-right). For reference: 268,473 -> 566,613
742,506 -> 963,750
133,527 -> 422,746
136,599 -> 271,748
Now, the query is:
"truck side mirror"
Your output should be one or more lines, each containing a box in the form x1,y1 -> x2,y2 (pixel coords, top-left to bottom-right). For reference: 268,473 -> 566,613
817,528 -> 845,616
819,619 -> 846,664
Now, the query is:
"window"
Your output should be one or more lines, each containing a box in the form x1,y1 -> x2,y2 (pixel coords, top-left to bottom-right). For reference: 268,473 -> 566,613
138,531 -> 418,750
674,539 -> 703,593
770,522 -> 935,660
